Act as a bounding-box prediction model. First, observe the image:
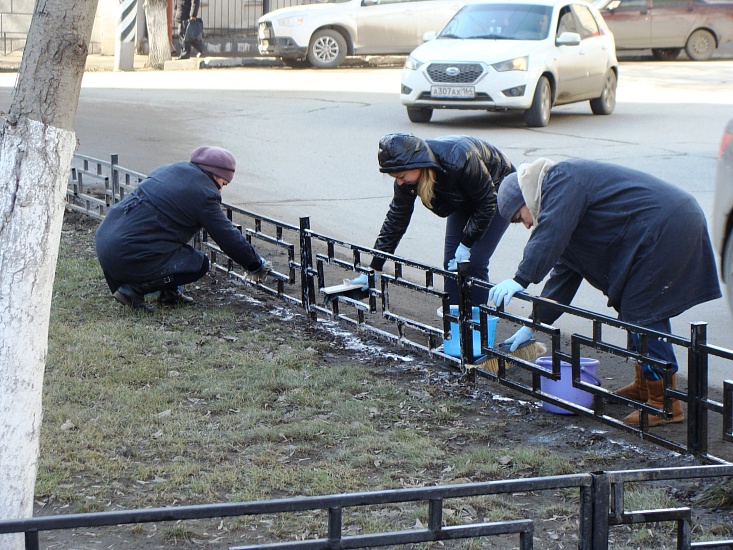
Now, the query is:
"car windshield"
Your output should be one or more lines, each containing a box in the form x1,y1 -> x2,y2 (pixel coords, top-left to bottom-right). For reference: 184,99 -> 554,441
438,3 -> 554,40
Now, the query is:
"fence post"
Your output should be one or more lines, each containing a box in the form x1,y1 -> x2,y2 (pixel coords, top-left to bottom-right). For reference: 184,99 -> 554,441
110,154 -> 120,205
687,322 -> 708,456
457,261 -> 475,380
299,217 -> 317,321
115,0 -> 137,71
589,472 -> 610,550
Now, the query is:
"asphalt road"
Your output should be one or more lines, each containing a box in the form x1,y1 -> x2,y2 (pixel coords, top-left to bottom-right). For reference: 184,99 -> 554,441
1,57 -> 731,389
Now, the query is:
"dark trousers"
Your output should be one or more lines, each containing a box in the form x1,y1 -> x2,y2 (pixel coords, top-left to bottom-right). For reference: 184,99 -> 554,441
178,19 -> 204,58
629,319 -> 679,380
103,249 -> 209,295
443,210 -> 510,305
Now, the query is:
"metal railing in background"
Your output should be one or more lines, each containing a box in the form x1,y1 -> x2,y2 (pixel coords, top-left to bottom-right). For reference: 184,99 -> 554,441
201,0 -> 314,34
66,153 -> 733,465
0,31 -> 26,55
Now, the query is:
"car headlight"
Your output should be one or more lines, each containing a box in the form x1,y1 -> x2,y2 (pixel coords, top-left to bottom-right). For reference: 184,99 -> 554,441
492,56 -> 528,72
404,56 -> 424,71
277,16 -> 305,27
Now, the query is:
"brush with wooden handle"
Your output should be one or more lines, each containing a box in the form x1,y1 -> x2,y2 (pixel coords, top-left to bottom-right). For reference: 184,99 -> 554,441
470,339 -> 547,374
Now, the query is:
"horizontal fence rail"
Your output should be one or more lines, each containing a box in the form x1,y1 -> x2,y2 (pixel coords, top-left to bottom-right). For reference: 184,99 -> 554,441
3,466 -> 733,549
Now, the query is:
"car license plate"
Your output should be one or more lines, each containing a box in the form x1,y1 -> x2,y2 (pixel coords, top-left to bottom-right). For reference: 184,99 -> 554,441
430,86 -> 475,98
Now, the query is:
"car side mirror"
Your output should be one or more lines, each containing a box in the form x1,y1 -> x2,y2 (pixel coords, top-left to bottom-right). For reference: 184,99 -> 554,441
606,0 -> 621,9
556,31 -> 581,46
423,31 -> 437,42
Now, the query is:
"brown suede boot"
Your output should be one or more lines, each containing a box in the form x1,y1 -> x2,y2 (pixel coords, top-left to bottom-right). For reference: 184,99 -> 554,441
623,375 -> 684,427
614,363 -> 648,401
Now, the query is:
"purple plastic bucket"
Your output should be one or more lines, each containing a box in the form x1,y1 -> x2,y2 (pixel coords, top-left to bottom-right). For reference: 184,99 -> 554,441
536,357 -> 602,415
437,306 -> 498,358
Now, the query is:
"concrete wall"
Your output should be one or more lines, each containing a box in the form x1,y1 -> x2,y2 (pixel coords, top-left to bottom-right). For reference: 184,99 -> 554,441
93,0 -> 120,55
0,0 -> 33,54
0,0 -> 116,55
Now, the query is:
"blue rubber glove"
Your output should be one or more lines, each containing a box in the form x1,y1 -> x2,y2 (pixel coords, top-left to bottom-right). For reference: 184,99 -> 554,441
447,244 -> 471,271
348,272 -> 379,291
489,279 -> 525,307
503,326 -> 534,352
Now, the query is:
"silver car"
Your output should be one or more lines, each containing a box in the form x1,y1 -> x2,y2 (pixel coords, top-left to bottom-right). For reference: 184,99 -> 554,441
713,119 -> 733,314
258,0 -> 469,69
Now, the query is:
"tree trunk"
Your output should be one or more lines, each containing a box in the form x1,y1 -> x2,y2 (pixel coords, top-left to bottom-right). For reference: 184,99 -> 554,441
145,0 -> 173,69
0,1 -> 98,549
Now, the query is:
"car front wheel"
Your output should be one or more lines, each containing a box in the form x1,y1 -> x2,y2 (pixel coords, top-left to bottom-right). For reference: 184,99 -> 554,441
685,29 -> 716,61
307,29 -> 347,69
590,70 -> 617,115
406,107 -> 433,123
524,76 -> 551,127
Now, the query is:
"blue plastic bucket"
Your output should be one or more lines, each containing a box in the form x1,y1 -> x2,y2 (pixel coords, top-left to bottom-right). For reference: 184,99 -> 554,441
438,306 -> 498,358
536,357 -> 602,415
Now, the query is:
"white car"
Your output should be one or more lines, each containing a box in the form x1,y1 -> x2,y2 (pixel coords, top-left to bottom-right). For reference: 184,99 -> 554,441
257,0 -> 468,69
400,0 -> 619,126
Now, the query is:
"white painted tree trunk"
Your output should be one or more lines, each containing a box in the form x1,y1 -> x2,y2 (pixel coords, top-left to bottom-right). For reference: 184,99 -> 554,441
145,0 -> 172,69
0,122 -> 77,550
0,1 -> 98,548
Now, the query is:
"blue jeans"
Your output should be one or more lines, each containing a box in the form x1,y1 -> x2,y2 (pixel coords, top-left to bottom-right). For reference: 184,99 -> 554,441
629,319 -> 678,380
443,210 -> 510,305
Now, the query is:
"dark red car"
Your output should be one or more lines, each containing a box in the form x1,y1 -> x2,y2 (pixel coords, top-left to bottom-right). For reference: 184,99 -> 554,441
593,0 -> 733,60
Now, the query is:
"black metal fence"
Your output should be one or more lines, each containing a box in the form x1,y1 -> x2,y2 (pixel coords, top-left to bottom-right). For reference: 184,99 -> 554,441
3,464 -> 733,549
9,152 -> 729,548
67,153 -> 733,465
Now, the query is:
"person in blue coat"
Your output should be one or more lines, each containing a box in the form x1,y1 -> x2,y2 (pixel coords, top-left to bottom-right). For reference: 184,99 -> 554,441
351,133 -> 515,305
95,146 -> 271,312
491,158 -> 721,426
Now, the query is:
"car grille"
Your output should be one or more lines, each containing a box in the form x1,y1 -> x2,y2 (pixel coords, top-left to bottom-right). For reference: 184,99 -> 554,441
417,92 -> 493,101
427,63 -> 484,84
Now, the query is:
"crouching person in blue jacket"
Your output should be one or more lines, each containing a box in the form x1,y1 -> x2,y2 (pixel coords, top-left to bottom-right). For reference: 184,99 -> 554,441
95,146 -> 271,313
491,158 -> 721,427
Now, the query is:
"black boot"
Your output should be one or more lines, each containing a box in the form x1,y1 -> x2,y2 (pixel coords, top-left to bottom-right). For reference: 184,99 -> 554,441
158,288 -> 194,305
113,284 -> 154,313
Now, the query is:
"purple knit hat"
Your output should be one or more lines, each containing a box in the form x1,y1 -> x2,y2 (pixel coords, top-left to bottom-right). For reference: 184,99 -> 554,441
190,146 -> 236,182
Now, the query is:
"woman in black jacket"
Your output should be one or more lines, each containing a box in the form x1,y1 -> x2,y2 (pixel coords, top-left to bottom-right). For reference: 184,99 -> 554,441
353,133 -> 515,304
